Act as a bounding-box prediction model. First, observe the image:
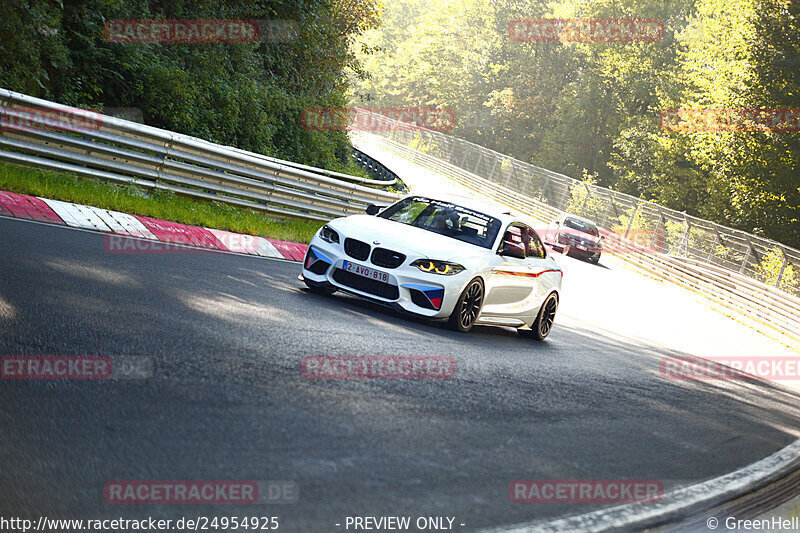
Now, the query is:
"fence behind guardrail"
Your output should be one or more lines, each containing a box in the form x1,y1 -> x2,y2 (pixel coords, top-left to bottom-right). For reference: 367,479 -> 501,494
350,110 -> 800,345
351,108 -> 800,299
0,89 -> 400,223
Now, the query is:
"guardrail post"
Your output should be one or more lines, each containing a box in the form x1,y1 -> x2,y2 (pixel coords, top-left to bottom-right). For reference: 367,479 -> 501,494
447,138 -> 457,162
473,149 -> 484,176
706,226 -> 722,262
157,133 -> 176,183
776,250 -> 789,287
505,161 -> 517,188
458,144 -> 469,169
624,202 -> 639,239
654,208 -> 666,252
487,155 -> 499,181
579,182 -> 591,216
680,215 -> 692,257
435,133 -> 447,160
740,238 -> 755,274
605,193 -> 619,227
676,225 -> 687,256
539,175 -> 551,201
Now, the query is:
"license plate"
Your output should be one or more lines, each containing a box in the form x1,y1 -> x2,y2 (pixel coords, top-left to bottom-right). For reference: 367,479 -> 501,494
343,261 -> 389,283
577,244 -> 587,250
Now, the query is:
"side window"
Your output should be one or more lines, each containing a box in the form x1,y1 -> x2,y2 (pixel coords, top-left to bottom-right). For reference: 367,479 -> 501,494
523,227 -> 546,258
501,225 -> 524,249
500,224 -> 540,258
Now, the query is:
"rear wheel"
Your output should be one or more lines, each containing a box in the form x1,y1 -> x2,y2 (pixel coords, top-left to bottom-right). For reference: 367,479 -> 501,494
522,292 -> 558,341
448,278 -> 484,332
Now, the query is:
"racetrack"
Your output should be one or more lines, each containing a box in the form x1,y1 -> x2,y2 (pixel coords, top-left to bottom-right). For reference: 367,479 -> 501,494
2,216 -> 800,531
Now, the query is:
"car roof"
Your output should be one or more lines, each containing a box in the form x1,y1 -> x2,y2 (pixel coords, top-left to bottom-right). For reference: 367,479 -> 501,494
403,193 -> 524,224
561,212 -> 599,226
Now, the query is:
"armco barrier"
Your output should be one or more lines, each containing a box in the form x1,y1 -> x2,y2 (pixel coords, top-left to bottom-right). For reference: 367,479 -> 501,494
352,108 -> 800,299
600,230 -> 800,344
351,131 -> 562,224
0,90 -> 400,222
352,148 -> 401,186
351,128 -> 800,346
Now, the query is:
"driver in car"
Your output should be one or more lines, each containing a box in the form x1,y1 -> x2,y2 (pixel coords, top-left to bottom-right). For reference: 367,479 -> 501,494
432,209 -> 460,234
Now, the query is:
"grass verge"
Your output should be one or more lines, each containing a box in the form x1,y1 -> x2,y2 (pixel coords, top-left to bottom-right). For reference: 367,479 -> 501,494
0,161 -> 323,243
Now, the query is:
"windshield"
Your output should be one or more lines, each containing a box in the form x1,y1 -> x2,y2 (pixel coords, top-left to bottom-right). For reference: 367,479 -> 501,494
379,196 -> 501,248
563,217 -> 599,237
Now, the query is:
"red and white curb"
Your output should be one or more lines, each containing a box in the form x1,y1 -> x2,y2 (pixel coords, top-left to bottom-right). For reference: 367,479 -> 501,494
0,190 -> 309,261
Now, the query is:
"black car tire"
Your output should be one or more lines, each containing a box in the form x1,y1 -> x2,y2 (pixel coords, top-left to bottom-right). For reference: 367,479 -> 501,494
521,292 -> 558,341
448,278 -> 484,332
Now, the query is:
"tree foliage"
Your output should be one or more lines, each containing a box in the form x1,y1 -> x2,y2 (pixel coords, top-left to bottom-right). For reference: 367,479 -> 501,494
0,0 -> 382,171
353,0 -> 799,247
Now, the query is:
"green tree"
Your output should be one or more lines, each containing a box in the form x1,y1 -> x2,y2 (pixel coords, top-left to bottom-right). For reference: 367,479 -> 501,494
0,0 -> 383,172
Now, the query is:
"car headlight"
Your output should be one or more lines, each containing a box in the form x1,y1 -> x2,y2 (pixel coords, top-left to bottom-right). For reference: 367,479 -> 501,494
411,259 -> 465,275
319,224 -> 340,244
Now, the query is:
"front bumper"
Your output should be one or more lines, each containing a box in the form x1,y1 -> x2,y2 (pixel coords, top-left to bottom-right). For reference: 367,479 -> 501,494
301,239 -> 469,318
566,245 -> 601,256
558,238 -> 601,255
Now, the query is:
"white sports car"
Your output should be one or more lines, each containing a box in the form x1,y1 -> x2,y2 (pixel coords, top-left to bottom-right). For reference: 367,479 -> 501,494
300,195 -> 563,339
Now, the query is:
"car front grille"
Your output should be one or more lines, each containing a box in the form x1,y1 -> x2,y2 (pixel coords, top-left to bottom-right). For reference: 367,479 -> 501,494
370,247 -> 406,269
332,268 -> 399,300
344,238 -> 370,261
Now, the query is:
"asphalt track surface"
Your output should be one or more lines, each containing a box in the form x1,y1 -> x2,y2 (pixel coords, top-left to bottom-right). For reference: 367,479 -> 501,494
2,216 -> 800,532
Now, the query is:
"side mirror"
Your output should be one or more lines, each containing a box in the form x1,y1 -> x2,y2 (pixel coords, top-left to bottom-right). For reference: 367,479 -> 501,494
499,241 -> 526,259
365,204 -> 380,216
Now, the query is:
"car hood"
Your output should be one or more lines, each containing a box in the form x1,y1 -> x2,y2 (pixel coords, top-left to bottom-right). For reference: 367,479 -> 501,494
562,230 -> 601,246
330,215 -> 489,262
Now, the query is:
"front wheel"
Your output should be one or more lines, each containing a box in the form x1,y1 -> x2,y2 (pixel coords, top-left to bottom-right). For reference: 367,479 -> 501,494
447,278 -> 484,332
522,292 -> 558,341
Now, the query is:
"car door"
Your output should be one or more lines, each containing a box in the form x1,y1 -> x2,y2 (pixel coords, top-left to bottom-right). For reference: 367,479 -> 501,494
522,226 -> 558,304
481,223 -> 537,321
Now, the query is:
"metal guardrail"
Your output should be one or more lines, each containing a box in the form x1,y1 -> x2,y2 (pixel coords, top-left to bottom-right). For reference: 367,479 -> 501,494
352,148 -> 402,187
352,127 -> 800,345
353,108 -> 800,299
223,143 -> 397,188
0,89 -> 400,223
